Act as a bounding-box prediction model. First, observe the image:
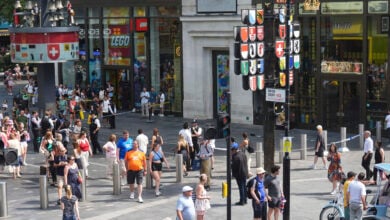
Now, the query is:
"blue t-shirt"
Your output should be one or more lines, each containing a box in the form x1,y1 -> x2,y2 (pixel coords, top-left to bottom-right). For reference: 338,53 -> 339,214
256,177 -> 266,202
150,91 -> 157,103
176,195 -> 195,220
117,137 -> 133,159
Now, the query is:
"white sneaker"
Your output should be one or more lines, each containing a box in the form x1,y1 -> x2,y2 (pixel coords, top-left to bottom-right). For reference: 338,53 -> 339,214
330,190 -> 336,195
309,164 -> 316,169
155,191 -> 161,197
132,108 -> 136,112
138,197 -> 143,203
159,114 -> 164,117
152,113 -> 154,116
322,166 -> 327,170
130,192 -> 135,199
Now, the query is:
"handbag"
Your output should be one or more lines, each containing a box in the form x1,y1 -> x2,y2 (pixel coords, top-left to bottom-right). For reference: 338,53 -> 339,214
77,171 -> 83,184
247,143 -> 255,153
205,199 -> 211,210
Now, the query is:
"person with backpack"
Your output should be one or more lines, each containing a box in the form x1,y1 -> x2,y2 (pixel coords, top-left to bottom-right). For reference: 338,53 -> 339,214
231,141 -> 248,206
249,167 -> 268,220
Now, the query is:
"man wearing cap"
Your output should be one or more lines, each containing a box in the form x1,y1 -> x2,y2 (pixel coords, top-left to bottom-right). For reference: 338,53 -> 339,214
231,141 -> 248,205
310,125 -> 327,169
89,111 -> 102,155
191,119 -> 202,156
176,185 -> 196,220
250,167 -> 268,220
343,171 -> 357,220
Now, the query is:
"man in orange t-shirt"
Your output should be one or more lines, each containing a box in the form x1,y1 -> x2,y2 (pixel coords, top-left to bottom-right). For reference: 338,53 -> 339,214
124,140 -> 147,203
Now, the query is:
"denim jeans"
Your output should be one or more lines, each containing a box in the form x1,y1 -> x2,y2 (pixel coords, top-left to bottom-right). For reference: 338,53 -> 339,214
236,177 -> 247,204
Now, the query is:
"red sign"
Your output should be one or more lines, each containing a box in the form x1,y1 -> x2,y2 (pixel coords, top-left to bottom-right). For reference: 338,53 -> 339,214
47,44 -> 60,60
275,40 -> 285,58
135,18 -> 148,32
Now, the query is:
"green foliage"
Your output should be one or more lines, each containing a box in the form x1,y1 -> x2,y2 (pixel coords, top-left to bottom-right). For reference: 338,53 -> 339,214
0,0 -> 22,23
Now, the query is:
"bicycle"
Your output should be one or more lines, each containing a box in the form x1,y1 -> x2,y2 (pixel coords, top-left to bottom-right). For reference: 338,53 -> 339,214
319,188 -> 345,220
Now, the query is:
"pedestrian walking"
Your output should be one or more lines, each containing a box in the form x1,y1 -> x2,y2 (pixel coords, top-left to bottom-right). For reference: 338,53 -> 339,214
347,172 -> 368,219
373,141 -> 385,184
136,128 -> 149,154
195,173 -> 211,220
77,131 -> 92,177
151,127 -> 164,150
231,141 -> 248,205
176,185 -> 196,220
64,156 -> 82,200
264,165 -> 284,220
327,143 -> 342,195
179,122 -> 193,170
177,134 -> 189,176
343,171 -> 357,220
198,139 -> 213,190
158,90 -> 165,117
249,167 -> 268,220
102,134 -> 117,179
125,140 -> 147,203
148,142 -> 169,196
116,130 -> 133,185
362,130 -> 374,180
60,184 -> 80,220
310,125 -> 327,169
54,146 -> 68,205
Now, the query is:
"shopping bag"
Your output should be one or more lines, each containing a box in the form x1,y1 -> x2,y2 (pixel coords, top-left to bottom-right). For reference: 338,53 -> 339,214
79,110 -> 84,120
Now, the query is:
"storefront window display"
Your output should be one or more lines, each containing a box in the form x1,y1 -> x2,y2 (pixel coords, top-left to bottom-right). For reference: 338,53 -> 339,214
88,18 -> 102,93
133,32 -> 148,109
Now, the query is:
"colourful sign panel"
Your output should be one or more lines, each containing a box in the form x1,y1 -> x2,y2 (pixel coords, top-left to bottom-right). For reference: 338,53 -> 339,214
10,31 -> 79,63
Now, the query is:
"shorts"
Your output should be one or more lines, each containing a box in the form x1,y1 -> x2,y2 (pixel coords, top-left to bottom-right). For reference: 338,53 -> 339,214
20,141 -> 28,148
127,170 -> 143,185
315,148 -> 324,157
268,197 -> 281,208
152,162 -> 162,172
252,200 -> 266,218
57,176 -> 64,186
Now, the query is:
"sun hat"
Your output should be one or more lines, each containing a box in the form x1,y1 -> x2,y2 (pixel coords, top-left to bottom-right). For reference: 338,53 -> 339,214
256,167 -> 266,174
182,185 -> 193,192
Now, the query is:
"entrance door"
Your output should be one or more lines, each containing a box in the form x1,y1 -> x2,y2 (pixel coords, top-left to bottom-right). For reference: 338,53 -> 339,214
103,69 -> 133,110
322,81 -> 361,131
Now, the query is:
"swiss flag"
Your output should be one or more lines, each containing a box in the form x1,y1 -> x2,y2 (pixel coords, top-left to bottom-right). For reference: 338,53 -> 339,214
47,44 -> 60,60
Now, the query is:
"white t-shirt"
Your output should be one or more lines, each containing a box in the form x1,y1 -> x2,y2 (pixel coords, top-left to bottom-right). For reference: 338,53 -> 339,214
348,180 -> 366,204
103,141 -> 117,158
385,114 -> 390,129
136,133 -> 149,153
179,128 -> 193,147
363,137 -> 374,154
102,99 -> 110,113
160,93 -> 165,104
176,195 -> 196,220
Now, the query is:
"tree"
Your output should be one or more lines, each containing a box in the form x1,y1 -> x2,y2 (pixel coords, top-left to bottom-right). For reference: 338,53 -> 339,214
0,0 -> 22,23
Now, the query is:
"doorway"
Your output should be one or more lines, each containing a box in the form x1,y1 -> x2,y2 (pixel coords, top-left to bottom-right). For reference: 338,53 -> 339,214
322,80 -> 361,131
103,69 -> 133,110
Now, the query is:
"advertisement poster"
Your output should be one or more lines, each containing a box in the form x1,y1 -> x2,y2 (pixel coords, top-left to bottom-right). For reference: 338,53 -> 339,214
216,54 -> 229,114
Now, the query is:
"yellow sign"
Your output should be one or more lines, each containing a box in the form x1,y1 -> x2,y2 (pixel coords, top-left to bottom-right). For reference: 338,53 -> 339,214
222,182 -> 228,198
283,137 -> 292,153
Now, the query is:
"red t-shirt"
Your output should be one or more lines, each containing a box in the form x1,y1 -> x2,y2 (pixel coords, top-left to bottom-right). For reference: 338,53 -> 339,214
78,138 -> 90,152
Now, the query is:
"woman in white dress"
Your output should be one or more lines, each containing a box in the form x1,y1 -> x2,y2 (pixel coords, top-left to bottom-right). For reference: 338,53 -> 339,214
102,134 -> 117,178
195,173 -> 211,220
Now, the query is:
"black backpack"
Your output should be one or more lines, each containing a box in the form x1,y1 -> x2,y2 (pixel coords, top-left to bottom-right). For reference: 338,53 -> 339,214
246,177 -> 259,199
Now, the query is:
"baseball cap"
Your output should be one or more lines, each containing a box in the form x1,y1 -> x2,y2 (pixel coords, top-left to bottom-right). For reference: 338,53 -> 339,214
182,185 -> 193,192
231,142 -> 238,150
256,167 -> 266,174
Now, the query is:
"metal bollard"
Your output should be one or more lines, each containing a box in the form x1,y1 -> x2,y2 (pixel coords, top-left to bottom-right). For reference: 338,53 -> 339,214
176,154 -> 183,183
39,175 -> 48,209
339,127 -> 349,152
255,142 -> 262,167
80,169 -> 86,202
145,160 -> 153,189
377,121 -> 382,142
0,182 -> 7,217
300,134 -> 307,160
359,124 -> 364,149
279,139 -> 283,163
323,130 -> 328,156
113,162 -> 121,195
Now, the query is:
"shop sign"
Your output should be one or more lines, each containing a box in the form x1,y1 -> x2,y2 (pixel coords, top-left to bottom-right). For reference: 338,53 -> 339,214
266,88 -> 286,103
368,1 -> 388,14
332,22 -> 362,35
321,2 -> 363,14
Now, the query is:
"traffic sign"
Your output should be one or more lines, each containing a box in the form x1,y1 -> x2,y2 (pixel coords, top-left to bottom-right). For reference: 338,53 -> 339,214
266,88 -> 286,103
